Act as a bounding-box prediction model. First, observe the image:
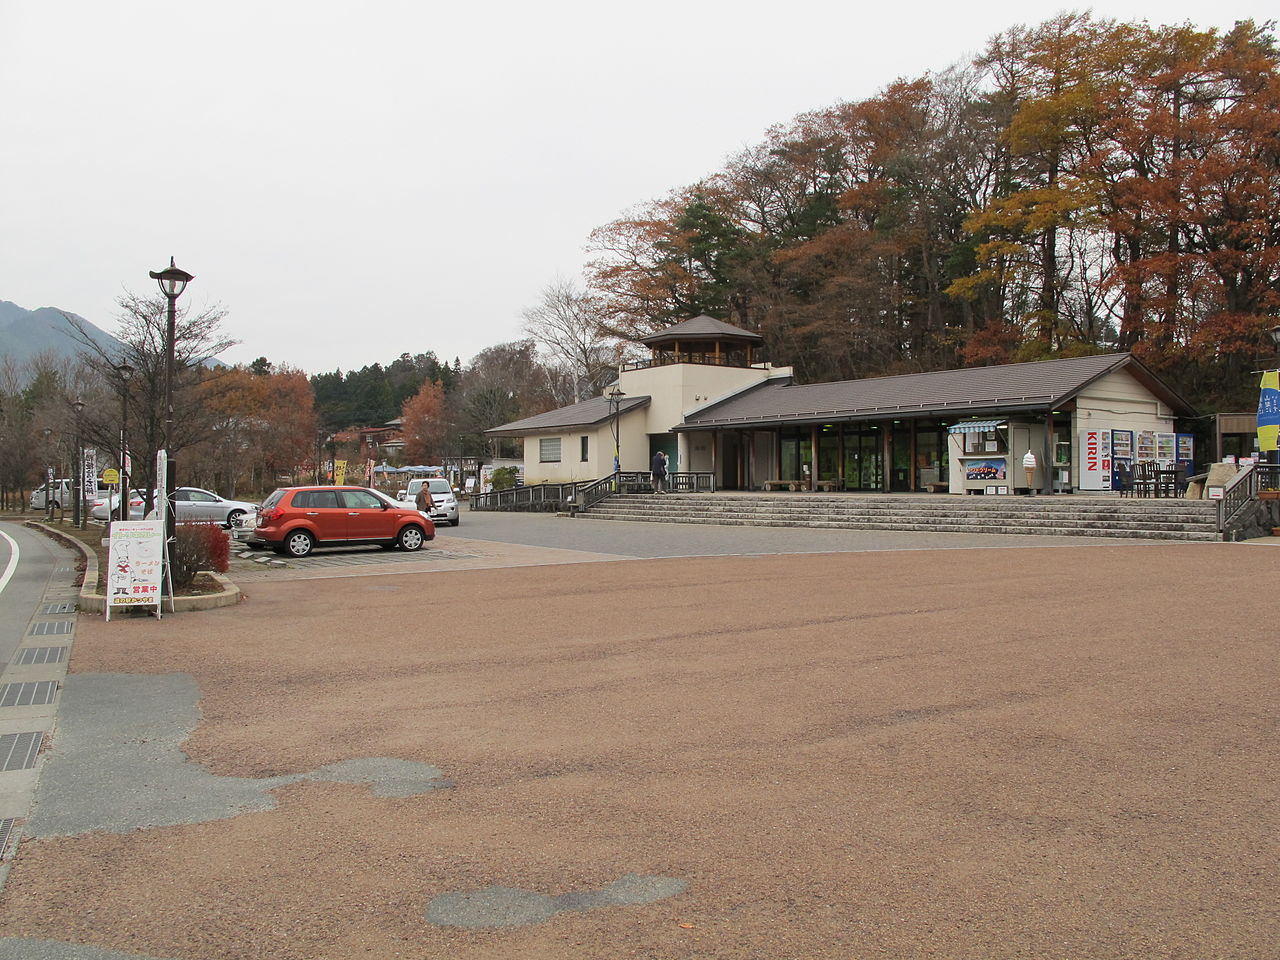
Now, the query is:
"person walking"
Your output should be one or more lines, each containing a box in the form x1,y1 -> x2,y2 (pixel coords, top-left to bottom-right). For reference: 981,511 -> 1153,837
651,449 -> 668,494
1023,449 -> 1037,495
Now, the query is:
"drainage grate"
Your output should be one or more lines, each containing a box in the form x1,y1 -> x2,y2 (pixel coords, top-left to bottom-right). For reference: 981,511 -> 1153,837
40,602 -> 75,615
0,732 -> 42,771
12,647 -> 68,666
28,621 -> 73,637
0,681 -> 58,708
0,818 -> 14,858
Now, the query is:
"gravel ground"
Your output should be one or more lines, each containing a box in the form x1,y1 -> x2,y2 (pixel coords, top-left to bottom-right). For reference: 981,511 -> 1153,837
0,541 -> 1276,959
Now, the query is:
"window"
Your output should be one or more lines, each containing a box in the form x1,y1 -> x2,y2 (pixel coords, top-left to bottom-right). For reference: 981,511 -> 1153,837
580,436 -> 589,462
539,438 -> 561,462
341,489 -> 384,509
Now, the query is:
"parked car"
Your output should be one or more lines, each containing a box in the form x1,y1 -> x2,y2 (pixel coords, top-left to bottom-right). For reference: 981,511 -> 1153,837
90,487 -> 257,526
32,479 -> 113,511
30,479 -> 74,510
403,477 -> 460,527
248,485 -> 434,557
170,487 -> 257,527
90,489 -> 149,521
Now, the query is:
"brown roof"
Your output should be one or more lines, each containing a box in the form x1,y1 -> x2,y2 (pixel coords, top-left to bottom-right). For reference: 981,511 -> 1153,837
485,395 -> 651,437
639,315 -> 763,346
677,353 -> 1196,430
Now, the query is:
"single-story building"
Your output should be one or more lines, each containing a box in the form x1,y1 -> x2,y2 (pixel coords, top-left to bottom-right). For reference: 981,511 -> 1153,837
487,315 -> 1199,494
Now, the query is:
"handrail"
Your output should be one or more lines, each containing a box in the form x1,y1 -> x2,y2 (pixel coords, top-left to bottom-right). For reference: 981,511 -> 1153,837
1218,462 -> 1280,534
470,482 -> 578,512
470,471 -> 719,512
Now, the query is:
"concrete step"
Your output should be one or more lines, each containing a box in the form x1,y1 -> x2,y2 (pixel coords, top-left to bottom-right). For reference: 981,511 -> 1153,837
579,511 -> 1220,540
602,501 -> 1215,522
581,493 -> 1221,541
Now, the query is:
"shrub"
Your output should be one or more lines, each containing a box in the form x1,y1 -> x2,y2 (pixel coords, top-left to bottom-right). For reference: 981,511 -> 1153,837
171,522 -> 230,588
490,466 -> 520,491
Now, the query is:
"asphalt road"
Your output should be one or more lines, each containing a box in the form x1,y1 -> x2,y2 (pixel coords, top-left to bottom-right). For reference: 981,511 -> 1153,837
0,523 -> 66,665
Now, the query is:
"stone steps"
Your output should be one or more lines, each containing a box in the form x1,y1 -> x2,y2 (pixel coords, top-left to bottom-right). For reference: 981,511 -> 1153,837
580,494 -> 1221,541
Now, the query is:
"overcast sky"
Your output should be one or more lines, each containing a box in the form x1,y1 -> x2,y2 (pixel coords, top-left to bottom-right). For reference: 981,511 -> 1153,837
2,1 -> 1272,376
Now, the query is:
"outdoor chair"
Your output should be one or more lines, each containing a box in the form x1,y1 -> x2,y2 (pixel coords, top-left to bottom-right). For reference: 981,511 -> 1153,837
1131,462 -> 1157,498
1115,462 -> 1135,497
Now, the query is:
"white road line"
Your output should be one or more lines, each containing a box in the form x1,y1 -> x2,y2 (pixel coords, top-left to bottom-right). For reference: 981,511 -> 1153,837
0,530 -> 18,598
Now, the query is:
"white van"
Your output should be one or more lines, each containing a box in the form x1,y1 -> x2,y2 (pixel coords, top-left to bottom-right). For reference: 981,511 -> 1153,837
29,479 -> 74,510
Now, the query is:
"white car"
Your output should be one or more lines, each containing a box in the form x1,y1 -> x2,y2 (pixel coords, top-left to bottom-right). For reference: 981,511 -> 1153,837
403,477 -> 460,527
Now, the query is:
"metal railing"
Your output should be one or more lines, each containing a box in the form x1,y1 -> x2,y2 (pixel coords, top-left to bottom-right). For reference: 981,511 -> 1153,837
470,482 -> 578,512
470,472 -> 719,512
1217,462 -> 1280,534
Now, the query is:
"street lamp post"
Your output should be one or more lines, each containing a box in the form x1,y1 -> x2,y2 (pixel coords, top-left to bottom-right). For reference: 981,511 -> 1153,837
607,385 -> 625,476
115,362 -> 134,524
149,257 -> 194,546
72,398 -> 85,528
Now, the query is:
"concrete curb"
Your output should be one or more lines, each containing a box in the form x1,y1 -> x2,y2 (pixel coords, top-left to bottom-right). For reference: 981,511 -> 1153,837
23,521 -> 242,614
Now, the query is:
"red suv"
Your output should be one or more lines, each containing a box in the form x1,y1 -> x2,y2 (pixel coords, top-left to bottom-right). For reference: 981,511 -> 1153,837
250,486 -> 434,557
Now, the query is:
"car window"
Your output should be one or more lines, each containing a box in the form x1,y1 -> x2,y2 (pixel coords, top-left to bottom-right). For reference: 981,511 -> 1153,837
262,489 -> 285,509
187,490 -> 219,502
173,490 -> 192,501
428,479 -> 451,494
340,489 -> 384,509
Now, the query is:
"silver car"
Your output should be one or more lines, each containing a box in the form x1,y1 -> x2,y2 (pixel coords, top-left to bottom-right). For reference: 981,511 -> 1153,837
405,477 -> 460,526
170,487 -> 258,527
90,487 -> 255,527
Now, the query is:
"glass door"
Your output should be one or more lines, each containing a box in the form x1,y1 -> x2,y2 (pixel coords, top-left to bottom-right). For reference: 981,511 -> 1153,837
842,424 -> 883,490
890,423 -> 912,491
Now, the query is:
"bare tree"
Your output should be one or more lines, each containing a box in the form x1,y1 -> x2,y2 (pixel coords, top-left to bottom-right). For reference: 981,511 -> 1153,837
65,293 -> 237,513
521,278 -> 620,402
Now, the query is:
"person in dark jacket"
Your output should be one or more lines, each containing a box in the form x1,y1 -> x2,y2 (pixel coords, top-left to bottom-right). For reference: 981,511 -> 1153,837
651,450 -> 668,494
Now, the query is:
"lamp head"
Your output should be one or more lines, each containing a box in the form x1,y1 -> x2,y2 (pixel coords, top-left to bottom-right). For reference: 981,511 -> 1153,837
1269,324 -> 1280,349
149,256 -> 195,299
115,362 -> 135,382
72,397 -> 86,414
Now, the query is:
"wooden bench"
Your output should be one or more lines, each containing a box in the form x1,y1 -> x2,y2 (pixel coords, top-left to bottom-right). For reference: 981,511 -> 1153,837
814,480 -> 839,492
762,480 -> 801,492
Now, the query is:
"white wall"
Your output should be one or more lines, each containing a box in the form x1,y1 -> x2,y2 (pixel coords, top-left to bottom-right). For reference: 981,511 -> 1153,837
1073,368 -> 1179,486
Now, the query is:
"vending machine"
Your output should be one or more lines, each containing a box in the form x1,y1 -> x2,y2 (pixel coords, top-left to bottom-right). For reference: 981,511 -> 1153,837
1079,429 -> 1112,490
1175,433 -> 1195,471
1110,429 -> 1133,490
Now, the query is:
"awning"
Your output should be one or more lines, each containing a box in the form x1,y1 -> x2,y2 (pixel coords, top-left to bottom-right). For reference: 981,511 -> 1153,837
947,419 -> 1006,434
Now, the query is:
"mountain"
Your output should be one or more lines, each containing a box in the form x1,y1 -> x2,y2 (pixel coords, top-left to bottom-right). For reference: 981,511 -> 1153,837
0,300 -> 125,370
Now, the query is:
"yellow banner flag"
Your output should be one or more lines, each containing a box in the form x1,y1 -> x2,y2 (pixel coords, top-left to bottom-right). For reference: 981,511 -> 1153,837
1258,370 -> 1279,453
333,459 -> 348,485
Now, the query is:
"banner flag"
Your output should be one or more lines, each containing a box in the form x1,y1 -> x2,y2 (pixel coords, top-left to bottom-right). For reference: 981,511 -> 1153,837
1258,370 -> 1280,453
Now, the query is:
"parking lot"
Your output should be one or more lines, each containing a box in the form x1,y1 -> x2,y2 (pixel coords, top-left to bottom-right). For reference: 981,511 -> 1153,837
0,517 -> 1275,959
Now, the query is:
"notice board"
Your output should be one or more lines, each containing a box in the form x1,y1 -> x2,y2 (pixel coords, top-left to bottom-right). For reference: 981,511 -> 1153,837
106,520 -> 164,620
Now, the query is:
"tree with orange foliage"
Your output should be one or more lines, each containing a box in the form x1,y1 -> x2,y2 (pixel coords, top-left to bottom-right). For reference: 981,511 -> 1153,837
400,380 -> 447,463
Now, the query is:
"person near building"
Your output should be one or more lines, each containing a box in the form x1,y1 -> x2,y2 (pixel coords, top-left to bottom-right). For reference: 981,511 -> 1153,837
651,450 -> 669,494
1023,449 -> 1037,495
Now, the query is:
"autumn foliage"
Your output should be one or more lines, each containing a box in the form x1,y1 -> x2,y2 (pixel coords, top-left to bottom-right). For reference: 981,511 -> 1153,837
587,14 -> 1280,410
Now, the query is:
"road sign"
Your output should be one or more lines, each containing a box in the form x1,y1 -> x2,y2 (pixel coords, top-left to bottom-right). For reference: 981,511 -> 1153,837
103,468 -> 120,484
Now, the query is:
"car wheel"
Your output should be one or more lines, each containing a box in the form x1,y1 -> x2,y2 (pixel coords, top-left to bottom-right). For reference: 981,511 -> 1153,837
226,509 -> 245,528
284,530 -> 315,558
449,518 -> 460,527
49,500 -> 60,510
397,525 -> 425,552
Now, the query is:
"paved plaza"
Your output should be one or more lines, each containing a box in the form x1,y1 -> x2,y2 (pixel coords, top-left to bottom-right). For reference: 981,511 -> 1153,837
0,515 -> 1276,959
